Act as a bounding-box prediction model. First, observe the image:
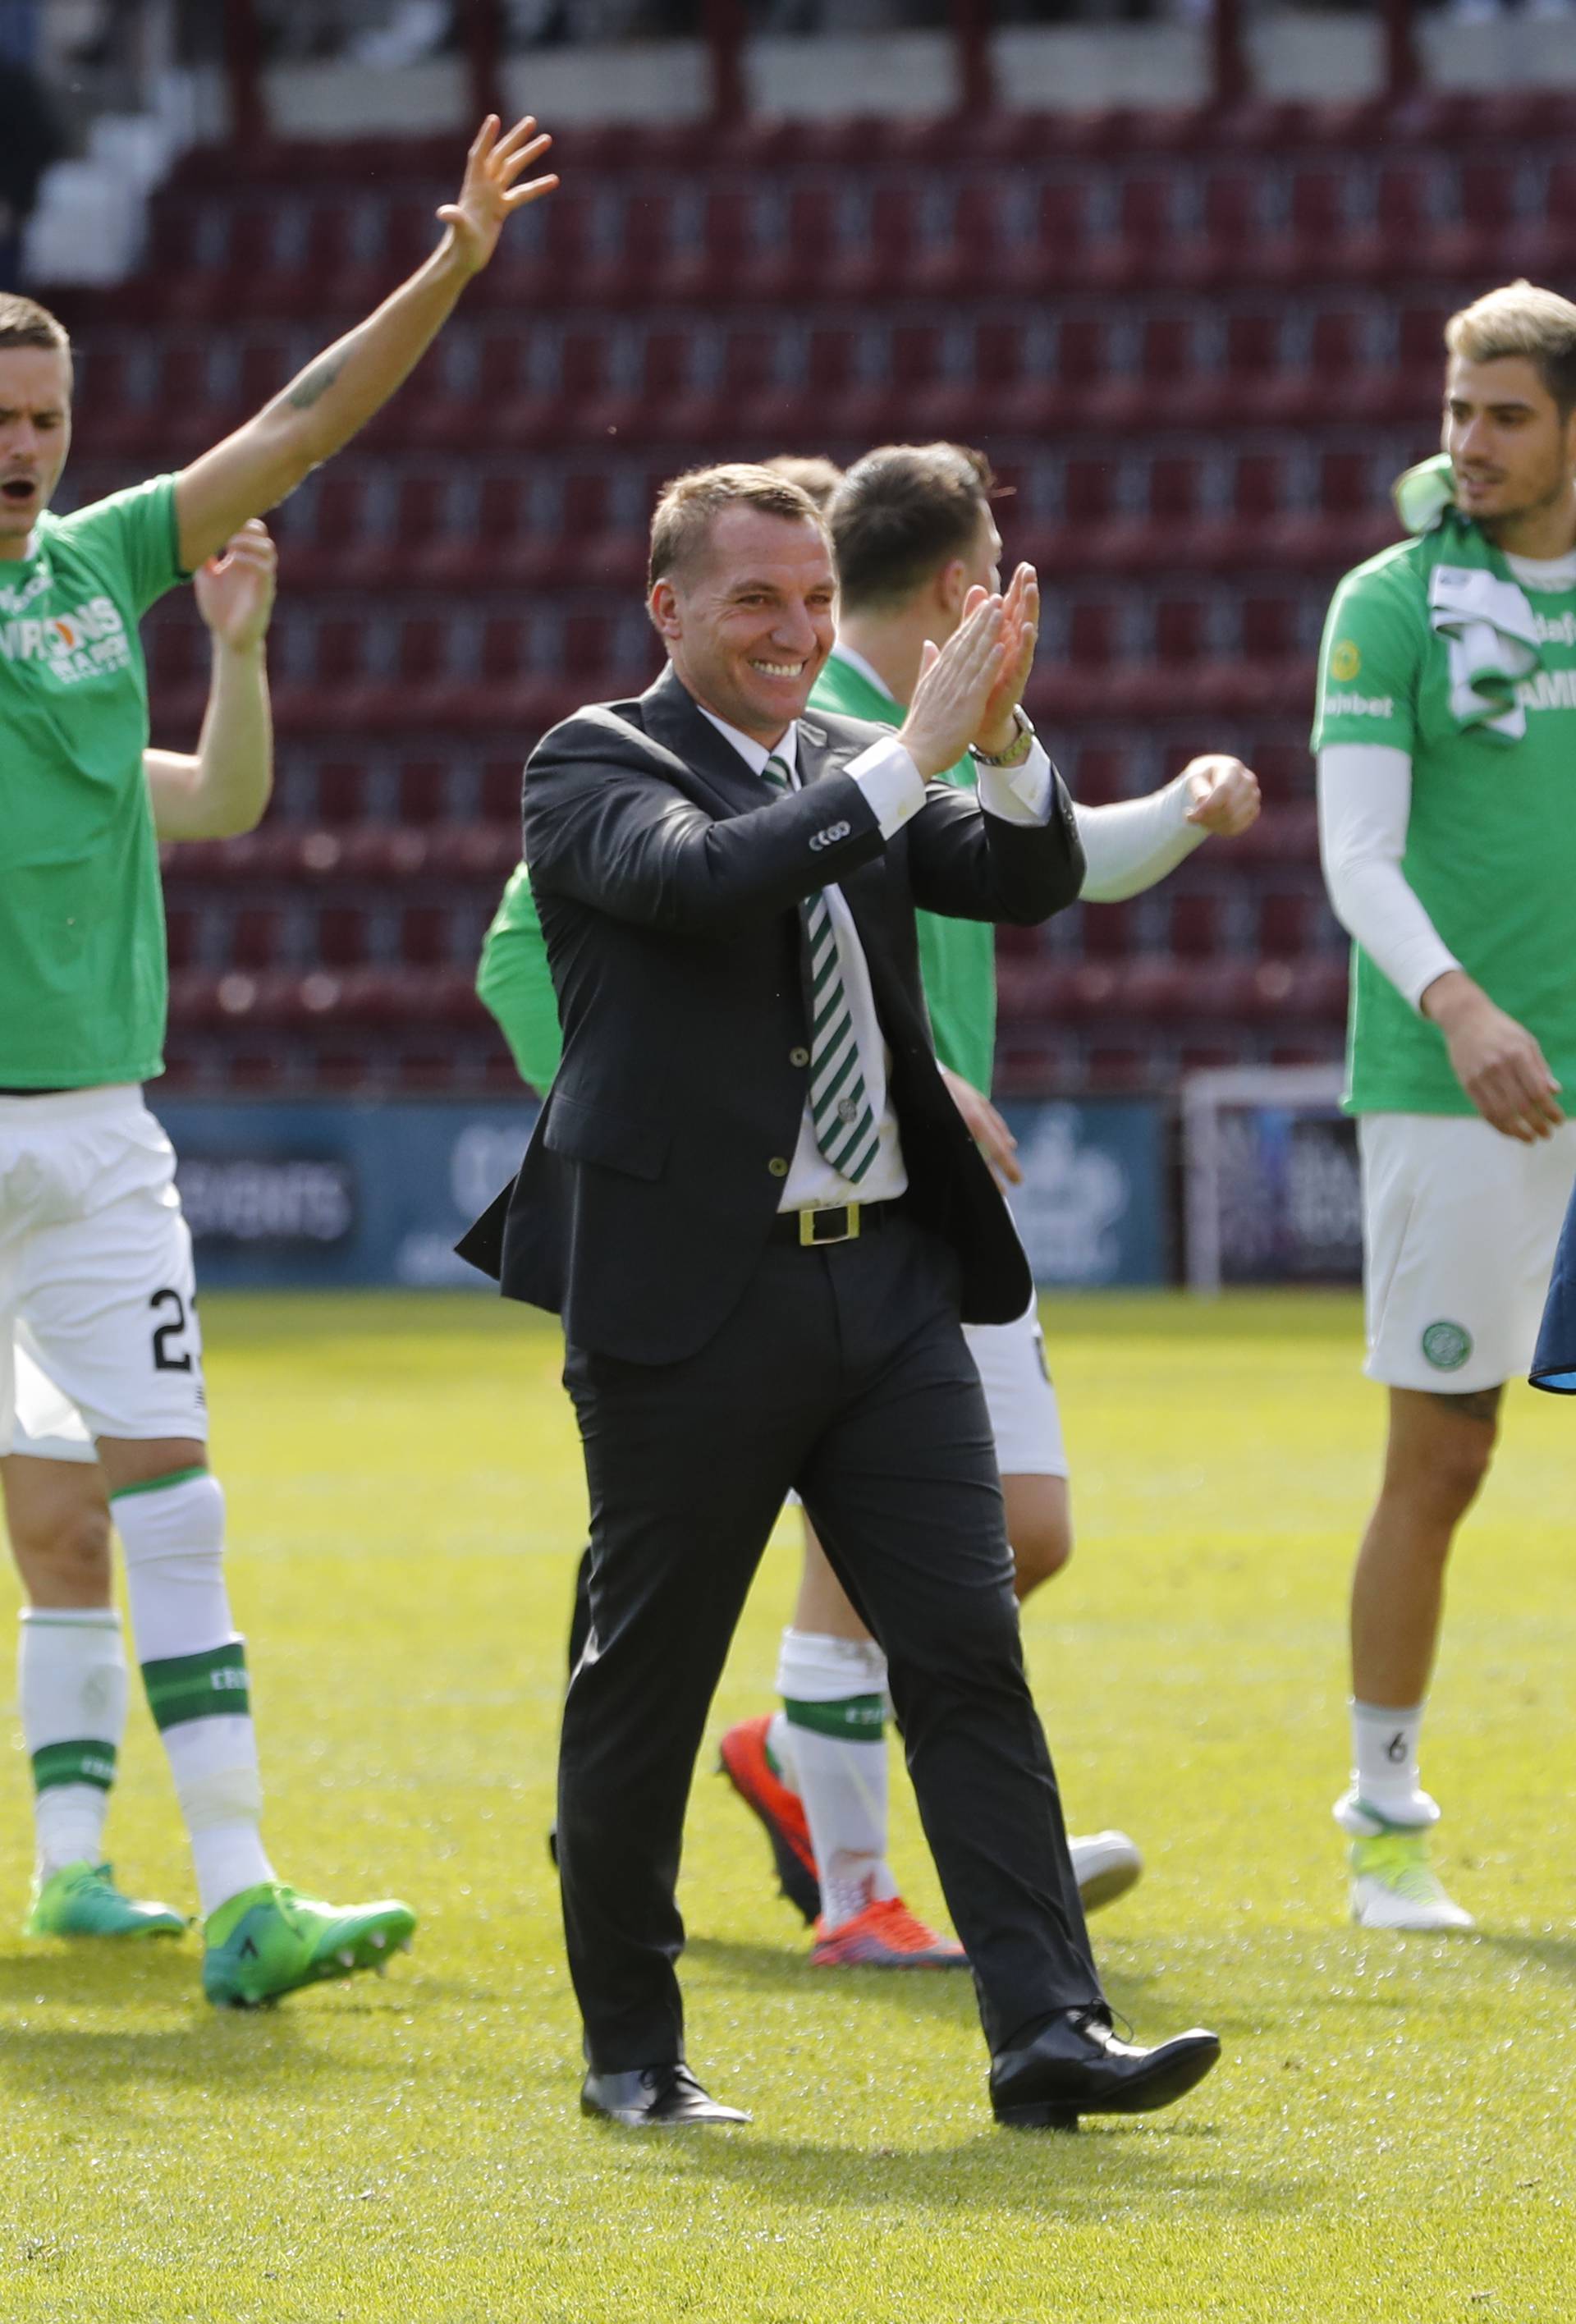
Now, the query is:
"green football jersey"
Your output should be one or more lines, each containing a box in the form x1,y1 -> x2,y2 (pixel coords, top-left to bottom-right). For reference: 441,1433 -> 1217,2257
476,860 -> 562,1093
1313,525 -> 1576,1116
0,475 -> 186,1087
810,649 -> 996,1095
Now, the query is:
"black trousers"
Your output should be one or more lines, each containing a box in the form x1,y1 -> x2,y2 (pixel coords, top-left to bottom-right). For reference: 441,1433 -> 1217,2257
557,1212 -> 1102,2073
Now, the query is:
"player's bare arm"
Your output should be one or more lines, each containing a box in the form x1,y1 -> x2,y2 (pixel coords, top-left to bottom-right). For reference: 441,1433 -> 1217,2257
174,116 -> 558,571
145,520 -> 277,841
1420,967 -> 1564,1143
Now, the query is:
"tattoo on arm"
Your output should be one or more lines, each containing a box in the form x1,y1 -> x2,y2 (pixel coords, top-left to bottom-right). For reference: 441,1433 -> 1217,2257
285,355 -> 346,412
1429,1386 -> 1503,1424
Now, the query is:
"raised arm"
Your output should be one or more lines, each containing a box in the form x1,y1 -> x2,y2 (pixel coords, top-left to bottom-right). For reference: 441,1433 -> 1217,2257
1077,754 -> 1259,903
902,566 -> 1084,924
174,117 -> 557,571
145,520 -> 276,841
529,599 -> 1016,937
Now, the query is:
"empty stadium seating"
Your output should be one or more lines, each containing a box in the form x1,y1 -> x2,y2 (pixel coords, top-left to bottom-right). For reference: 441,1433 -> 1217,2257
48,89 -> 1571,1096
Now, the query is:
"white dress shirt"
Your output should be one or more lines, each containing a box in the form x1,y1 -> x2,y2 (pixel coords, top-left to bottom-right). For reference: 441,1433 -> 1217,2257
697,707 -> 910,1209
697,694 -> 1053,1212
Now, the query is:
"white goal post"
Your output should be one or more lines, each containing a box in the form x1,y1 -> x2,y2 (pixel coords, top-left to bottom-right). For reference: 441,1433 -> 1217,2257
1181,1064 -> 1358,1295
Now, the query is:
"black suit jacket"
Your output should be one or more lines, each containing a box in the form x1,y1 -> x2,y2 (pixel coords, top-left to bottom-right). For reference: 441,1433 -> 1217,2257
457,667 -> 1085,1364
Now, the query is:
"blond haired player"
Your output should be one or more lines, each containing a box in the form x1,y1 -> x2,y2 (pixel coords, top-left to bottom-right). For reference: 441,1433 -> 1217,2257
7,522 -> 275,1941
0,113 -> 557,2003
1316,282 -> 1576,1928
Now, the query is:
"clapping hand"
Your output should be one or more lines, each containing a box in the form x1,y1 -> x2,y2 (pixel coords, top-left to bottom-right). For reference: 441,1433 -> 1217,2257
897,594 -> 1007,779
438,114 -> 559,277
193,520 -> 277,654
971,563 -> 1040,757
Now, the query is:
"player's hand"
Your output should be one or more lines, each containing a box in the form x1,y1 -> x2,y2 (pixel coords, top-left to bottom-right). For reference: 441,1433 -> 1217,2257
193,520 -> 277,653
897,594 -> 1006,779
1423,971 -> 1564,1142
941,1066 -> 1022,1187
438,113 -> 558,277
973,563 -> 1040,757
1181,754 -> 1261,837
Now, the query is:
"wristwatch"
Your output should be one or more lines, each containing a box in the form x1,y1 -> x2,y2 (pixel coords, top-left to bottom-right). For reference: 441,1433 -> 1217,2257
969,708 -> 1036,769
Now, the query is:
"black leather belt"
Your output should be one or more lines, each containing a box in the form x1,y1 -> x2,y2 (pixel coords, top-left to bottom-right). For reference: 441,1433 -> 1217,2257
769,1199 -> 903,1248
0,1086 -> 67,1097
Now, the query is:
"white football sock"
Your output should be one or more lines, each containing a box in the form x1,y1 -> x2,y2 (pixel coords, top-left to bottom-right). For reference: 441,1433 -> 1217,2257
775,1626 -> 897,1931
113,1469 -> 274,1917
1345,1697 -> 1440,1829
18,1607 -> 126,1878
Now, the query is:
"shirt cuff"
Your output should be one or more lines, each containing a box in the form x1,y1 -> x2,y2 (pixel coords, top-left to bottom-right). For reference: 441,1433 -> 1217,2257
976,739 -> 1053,825
846,734 -> 926,838
1404,943 -> 1465,1015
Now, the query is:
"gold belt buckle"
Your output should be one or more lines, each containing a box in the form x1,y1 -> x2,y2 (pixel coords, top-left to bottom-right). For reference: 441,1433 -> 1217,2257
799,1203 -> 860,1247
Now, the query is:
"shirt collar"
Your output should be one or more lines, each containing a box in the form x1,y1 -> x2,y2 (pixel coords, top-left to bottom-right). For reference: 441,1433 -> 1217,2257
828,638 -> 899,705
694,705 -> 799,782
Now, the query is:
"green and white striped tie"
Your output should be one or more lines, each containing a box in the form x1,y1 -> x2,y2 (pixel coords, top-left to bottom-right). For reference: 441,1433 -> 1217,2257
763,752 -> 881,1184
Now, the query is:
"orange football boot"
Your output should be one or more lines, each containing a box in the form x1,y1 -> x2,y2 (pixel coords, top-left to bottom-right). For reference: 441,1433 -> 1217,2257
811,1895 -> 967,1969
717,1715 -> 821,1923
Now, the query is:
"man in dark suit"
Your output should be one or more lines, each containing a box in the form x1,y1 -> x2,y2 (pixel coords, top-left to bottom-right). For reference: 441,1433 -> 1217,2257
461,464 -> 1220,2130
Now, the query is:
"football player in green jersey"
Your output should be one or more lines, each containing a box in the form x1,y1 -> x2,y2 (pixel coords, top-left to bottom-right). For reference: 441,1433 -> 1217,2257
0,113 -> 557,2002
1315,282 -> 1576,1932
6,521 -> 277,1943
479,443 -> 1260,1966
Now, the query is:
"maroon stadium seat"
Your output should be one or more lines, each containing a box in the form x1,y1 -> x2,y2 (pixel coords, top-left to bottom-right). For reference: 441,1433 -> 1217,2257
317,907 -> 370,968
140,99 -> 1574,1100
1168,892 -> 1227,959
314,762 -> 373,823
231,907 -> 286,970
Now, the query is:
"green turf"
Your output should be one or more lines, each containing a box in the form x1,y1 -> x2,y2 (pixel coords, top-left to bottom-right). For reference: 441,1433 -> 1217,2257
2,1290 -> 1574,2322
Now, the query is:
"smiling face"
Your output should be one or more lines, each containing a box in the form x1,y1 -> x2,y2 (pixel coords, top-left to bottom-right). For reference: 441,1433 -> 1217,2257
1444,352 -> 1576,538
648,505 -> 836,745
0,344 -> 72,557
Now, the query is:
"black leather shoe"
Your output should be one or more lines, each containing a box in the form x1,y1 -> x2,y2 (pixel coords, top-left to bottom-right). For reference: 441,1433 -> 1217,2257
580,2063 -> 751,2128
990,2009 -> 1221,2130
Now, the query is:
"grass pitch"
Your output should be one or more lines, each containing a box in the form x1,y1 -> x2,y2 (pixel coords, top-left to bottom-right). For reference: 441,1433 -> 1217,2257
2,1289 -> 1574,2322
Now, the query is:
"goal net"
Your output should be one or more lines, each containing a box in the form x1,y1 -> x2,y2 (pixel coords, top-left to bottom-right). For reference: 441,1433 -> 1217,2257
1180,1064 -> 1361,1295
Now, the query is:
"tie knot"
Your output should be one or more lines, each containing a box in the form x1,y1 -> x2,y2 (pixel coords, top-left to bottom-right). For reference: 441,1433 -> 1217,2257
762,754 -> 791,794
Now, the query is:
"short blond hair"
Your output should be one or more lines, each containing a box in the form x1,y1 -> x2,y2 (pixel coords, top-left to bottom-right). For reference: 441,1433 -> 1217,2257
759,453 -> 845,513
648,463 -> 827,589
1445,281 -> 1576,414
0,292 -> 71,360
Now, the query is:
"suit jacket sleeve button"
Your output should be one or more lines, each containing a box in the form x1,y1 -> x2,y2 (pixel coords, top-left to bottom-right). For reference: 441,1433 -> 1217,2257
767,1157 -> 790,1178
789,1047 -> 809,1067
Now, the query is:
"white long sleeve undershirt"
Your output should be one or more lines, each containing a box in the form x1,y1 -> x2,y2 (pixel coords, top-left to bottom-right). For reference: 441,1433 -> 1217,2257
1317,741 -> 1459,1011
1074,776 -> 1205,902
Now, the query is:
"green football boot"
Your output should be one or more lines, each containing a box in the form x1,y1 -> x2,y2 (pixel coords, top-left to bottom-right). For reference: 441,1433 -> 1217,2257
24,1861 -> 187,1940
1349,1829 -> 1474,1932
202,1881 -> 416,2009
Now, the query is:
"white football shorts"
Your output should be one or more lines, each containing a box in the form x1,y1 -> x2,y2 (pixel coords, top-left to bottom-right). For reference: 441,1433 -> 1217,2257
1359,1111 -> 1576,1394
963,1298 -> 1069,1478
9,1327 -> 96,1465
0,1086 -> 207,1457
